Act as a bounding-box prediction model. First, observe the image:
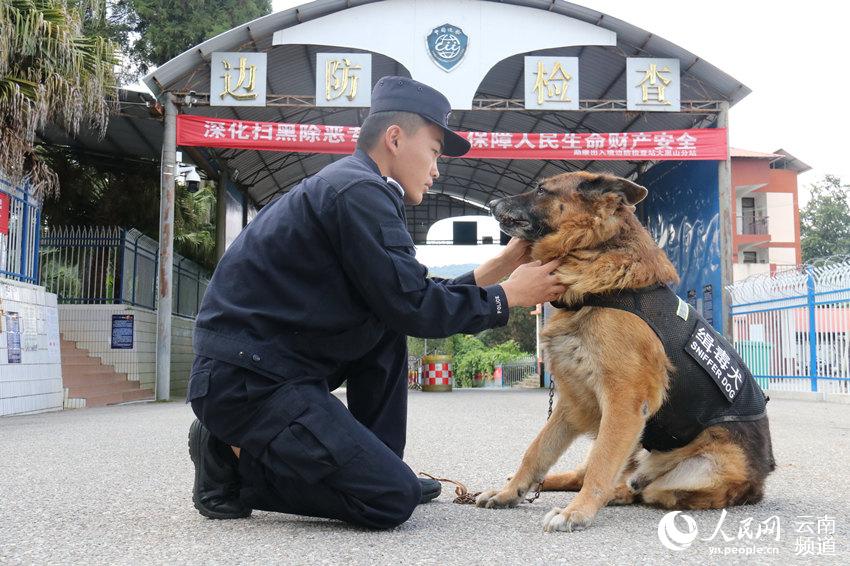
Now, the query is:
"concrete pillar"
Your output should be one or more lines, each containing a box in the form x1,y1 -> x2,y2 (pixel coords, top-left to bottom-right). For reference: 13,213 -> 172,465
717,101 -> 734,341
156,93 -> 178,401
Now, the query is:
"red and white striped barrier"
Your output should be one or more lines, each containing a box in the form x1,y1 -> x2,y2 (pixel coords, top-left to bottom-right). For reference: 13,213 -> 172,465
422,362 -> 453,386
420,355 -> 453,392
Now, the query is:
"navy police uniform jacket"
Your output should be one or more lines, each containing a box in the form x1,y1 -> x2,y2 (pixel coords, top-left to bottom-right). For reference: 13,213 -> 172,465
556,284 -> 768,452
194,149 -> 509,381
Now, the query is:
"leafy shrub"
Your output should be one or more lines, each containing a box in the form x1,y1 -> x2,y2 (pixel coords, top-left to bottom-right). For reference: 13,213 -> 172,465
451,335 -> 528,387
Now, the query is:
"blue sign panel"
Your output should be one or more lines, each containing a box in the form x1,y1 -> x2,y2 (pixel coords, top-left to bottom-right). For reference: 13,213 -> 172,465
6,312 -> 21,364
111,314 -> 134,350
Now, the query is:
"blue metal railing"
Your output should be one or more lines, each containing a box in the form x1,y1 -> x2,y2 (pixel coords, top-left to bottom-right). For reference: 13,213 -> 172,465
0,179 -> 41,284
39,226 -> 209,319
728,263 -> 850,396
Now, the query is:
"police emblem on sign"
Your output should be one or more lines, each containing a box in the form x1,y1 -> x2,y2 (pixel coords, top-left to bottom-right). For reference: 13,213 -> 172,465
426,23 -> 468,72
685,323 -> 745,403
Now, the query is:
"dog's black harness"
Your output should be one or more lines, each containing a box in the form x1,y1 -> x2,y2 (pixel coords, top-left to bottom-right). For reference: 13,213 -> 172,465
551,284 -> 768,452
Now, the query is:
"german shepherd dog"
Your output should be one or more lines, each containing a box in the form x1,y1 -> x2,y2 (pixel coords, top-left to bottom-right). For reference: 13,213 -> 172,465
476,172 -> 776,533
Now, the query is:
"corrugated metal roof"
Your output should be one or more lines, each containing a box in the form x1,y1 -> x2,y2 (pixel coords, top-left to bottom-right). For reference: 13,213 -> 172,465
729,148 -> 811,175
731,148 -> 781,159
129,1 -> 751,207
772,149 -> 812,174
37,89 -> 164,162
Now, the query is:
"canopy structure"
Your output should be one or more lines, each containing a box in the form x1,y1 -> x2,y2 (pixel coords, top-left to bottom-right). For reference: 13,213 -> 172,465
142,0 -> 749,215
41,0 -> 753,399
38,89 -> 163,163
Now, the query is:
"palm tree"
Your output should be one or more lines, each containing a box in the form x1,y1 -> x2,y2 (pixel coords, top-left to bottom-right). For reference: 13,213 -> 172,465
174,183 -> 217,270
0,0 -> 117,197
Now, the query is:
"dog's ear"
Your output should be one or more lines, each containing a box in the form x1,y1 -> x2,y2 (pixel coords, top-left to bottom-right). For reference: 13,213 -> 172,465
613,178 -> 648,205
577,176 -> 647,206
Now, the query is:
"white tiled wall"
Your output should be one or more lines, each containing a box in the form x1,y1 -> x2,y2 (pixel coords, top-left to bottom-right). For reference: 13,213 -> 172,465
0,278 -> 63,416
58,305 -> 195,397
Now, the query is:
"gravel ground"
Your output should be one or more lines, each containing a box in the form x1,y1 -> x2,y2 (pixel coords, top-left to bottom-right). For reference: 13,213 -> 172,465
0,389 -> 847,565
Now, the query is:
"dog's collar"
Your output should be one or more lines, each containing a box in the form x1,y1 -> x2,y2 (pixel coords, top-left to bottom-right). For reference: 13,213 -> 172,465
549,299 -> 576,310
549,283 -> 668,311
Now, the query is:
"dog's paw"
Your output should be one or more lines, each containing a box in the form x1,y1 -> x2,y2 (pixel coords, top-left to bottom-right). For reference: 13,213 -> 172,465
627,474 -> 650,493
475,489 -> 521,509
541,506 -> 594,533
607,483 -> 637,506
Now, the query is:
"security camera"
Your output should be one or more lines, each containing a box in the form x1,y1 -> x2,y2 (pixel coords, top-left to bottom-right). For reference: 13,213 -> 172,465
185,167 -> 201,193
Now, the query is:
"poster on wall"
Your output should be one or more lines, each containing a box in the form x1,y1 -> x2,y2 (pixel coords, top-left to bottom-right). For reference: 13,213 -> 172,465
45,307 -> 60,359
22,307 -> 38,351
111,314 -> 134,349
6,311 -> 21,363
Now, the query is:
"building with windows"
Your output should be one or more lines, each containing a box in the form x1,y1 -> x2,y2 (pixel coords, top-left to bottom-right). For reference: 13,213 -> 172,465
731,148 -> 810,282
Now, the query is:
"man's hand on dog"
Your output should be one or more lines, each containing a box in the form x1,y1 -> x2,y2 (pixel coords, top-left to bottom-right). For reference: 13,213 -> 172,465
472,237 -> 534,287
500,237 -> 534,271
501,259 -> 566,307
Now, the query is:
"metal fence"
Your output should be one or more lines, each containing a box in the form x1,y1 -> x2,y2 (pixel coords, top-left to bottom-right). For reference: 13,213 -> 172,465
39,226 -> 210,318
498,356 -> 538,387
0,178 -> 41,284
727,259 -> 850,396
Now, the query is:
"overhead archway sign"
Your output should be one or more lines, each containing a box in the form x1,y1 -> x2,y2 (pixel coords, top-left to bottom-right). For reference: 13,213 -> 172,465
176,115 -> 728,161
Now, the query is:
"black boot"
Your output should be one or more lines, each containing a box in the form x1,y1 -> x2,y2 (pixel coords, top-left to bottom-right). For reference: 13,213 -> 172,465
419,478 -> 442,504
188,419 -> 252,519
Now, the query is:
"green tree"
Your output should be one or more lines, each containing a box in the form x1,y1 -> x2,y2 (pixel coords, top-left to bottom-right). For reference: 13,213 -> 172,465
407,333 -> 531,387
0,0 -> 118,196
476,306 -> 537,352
450,335 -> 528,387
84,1 -> 139,84
800,175 -> 850,262
40,147 -> 217,270
408,305 -> 538,358
118,0 -> 271,74
174,182 -> 216,269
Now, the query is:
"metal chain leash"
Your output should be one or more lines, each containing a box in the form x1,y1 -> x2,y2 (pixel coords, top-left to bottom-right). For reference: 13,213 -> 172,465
525,376 -> 555,503
420,376 -> 556,506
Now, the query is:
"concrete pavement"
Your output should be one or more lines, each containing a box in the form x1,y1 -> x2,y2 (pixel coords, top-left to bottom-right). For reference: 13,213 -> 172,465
0,390 -> 847,565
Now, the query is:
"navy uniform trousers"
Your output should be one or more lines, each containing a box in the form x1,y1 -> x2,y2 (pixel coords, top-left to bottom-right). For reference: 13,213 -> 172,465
188,329 -> 421,530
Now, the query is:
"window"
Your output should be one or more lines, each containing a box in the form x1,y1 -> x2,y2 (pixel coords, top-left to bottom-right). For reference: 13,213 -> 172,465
743,251 -> 758,264
740,197 -> 760,234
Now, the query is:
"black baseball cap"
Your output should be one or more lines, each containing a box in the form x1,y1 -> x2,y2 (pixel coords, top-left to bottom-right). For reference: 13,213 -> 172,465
369,76 -> 471,157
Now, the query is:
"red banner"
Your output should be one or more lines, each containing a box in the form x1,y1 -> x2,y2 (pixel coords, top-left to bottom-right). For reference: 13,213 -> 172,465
176,114 -> 728,161
0,192 -> 10,235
